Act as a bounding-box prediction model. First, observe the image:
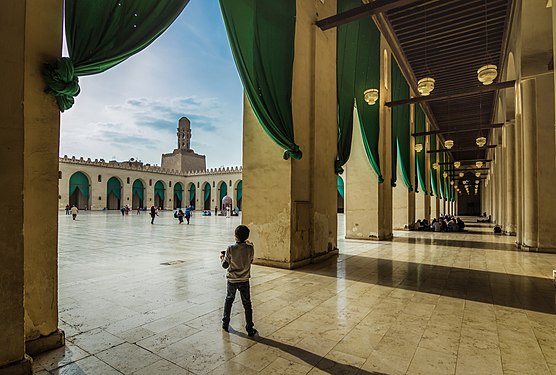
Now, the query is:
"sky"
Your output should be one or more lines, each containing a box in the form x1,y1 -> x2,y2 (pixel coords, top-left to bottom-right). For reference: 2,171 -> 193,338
60,0 -> 244,169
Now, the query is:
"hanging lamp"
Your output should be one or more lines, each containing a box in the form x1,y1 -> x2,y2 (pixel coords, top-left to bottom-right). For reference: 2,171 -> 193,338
475,172 -> 481,177
454,161 -> 461,168
444,139 -> 454,149
417,77 -> 435,96
414,143 -> 423,153
364,89 -> 379,105
476,161 -> 483,168
433,163 -> 439,170
477,0 -> 497,85
443,172 -> 448,178
459,172 -> 464,177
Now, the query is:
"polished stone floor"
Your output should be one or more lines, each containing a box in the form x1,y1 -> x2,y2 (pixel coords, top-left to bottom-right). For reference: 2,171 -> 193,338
33,211 -> 556,374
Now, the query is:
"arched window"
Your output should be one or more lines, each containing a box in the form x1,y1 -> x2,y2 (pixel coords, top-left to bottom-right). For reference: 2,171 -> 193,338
58,171 -> 62,179
149,179 -> 152,186
127,177 -> 130,184
169,181 -> 172,187
98,174 -> 102,182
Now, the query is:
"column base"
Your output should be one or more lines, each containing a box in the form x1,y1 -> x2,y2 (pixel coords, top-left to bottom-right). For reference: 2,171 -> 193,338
345,233 -> 393,241
254,249 -> 339,269
517,243 -> 556,254
25,329 -> 65,357
504,231 -> 517,236
0,355 -> 32,375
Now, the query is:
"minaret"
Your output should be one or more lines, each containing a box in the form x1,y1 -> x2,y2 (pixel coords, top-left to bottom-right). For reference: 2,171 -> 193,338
177,117 -> 191,151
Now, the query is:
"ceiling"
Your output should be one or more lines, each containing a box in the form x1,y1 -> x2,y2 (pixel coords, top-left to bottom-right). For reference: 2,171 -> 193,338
385,0 -> 513,163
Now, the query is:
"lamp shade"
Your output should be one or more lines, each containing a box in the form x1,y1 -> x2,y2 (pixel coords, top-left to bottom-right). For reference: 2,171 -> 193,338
475,172 -> 481,177
475,161 -> 483,168
443,172 -> 448,178
414,143 -> 423,153
363,89 -> 379,105
454,161 -> 461,168
459,172 -> 464,177
433,163 -> 439,170
477,64 -> 498,85
444,139 -> 454,149
417,77 -> 435,96
476,136 -> 487,147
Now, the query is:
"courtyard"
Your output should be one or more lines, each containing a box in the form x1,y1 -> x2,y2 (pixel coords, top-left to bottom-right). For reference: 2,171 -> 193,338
32,212 -> 556,375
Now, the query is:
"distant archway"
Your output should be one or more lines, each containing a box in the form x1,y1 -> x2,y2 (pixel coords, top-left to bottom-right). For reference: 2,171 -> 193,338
154,180 -> 165,209
132,179 -> 145,210
337,176 -> 344,213
106,177 -> 122,210
235,180 -> 242,210
202,182 -> 211,210
187,183 -> 196,209
217,181 -> 227,209
69,171 -> 90,210
174,182 -> 184,209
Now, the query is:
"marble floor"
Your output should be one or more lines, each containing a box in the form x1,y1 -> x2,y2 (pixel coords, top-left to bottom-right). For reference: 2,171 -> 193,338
33,211 -> 556,375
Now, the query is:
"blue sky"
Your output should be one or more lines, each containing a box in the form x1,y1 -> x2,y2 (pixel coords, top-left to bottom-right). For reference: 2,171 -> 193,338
60,0 -> 244,169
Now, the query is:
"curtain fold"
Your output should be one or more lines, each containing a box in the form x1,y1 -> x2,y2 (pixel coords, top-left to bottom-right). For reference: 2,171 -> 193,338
220,183 -> 228,202
132,180 -> 144,201
237,181 -> 242,202
414,105 -> 427,193
219,0 -> 301,160
189,184 -> 196,205
174,184 -> 183,201
337,176 -> 345,199
154,181 -> 165,200
204,185 -> 211,202
43,1 -> 189,111
430,137 -> 438,197
391,59 -> 412,190
107,177 -> 122,200
69,172 -> 89,197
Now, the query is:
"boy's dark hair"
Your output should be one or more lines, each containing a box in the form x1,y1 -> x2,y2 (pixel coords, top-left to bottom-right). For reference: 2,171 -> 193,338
235,225 -> 250,242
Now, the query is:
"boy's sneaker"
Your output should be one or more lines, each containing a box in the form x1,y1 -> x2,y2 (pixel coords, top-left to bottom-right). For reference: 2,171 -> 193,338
247,328 -> 258,337
222,324 -> 229,332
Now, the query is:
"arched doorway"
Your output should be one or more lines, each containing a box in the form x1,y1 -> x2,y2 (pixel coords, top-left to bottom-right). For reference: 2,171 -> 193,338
187,183 -> 196,209
106,177 -> 122,210
337,176 -> 344,213
218,181 -> 227,209
132,179 -> 145,210
69,172 -> 90,210
154,181 -> 165,209
202,182 -> 211,210
174,182 -> 184,209
235,180 -> 242,210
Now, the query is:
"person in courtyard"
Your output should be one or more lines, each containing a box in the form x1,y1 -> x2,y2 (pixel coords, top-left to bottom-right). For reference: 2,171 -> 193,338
65,203 -> 70,215
150,205 -> 158,224
215,205 -> 218,216
137,206 -> 141,214
220,225 -> 257,337
70,205 -> 78,220
185,206 -> 191,224
125,205 -> 130,215
177,209 -> 184,224
120,206 -> 125,216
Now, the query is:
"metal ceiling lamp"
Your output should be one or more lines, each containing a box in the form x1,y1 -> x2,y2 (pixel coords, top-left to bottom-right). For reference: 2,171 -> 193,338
444,139 -> 454,149
475,172 -> 481,177
476,161 -> 483,168
364,89 -> 379,105
476,136 -> 487,147
477,0 -> 497,85
450,181 -> 454,186
459,172 -> 464,177
454,161 -> 461,168
418,77 -> 435,96
433,162 -> 439,170
443,171 -> 448,178
414,143 -> 423,153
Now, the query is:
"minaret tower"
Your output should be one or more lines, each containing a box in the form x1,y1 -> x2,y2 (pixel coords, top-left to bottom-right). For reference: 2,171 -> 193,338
177,117 -> 191,151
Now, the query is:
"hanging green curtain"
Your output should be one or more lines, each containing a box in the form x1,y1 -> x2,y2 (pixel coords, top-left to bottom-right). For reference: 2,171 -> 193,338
204,184 -> 211,203
107,177 -> 122,200
219,0 -> 301,160
132,180 -> 144,201
237,181 -> 242,202
429,138 -> 438,197
391,59 -> 412,190
337,176 -> 345,199
43,1 -> 189,111
439,152 -> 445,200
189,184 -> 196,204
154,181 -> 165,200
355,17 -> 383,182
414,105 -> 427,193
174,183 -> 183,201
69,172 -> 89,198
220,183 -> 228,202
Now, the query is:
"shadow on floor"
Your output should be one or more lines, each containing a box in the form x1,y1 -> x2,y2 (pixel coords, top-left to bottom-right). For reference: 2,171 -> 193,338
297,255 -> 556,314
391,236 -> 518,252
229,328 -> 387,375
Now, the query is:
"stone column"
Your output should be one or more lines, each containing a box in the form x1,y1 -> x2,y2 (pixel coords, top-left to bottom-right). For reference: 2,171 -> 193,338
515,87 -> 524,246
243,0 -> 338,268
504,121 -> 517,235
23,0 -> 65,356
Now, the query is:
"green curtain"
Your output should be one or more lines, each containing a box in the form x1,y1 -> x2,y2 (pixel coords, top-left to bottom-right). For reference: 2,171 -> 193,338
219,0 -> 301,160
430,138 -> 438,197
154,181 -> 165,200
391,58 -> 412,190
174,183 -> 183,201
204,184 -> 211,203
69,172 -> 89,198
237,181 -> 242,202
439,152 -> 445,200
355,16 -> 383,182
189,184 -> 196,204
220,183 -> 228,202
107,177 -> 121,200
132,180 -> 144,201
337,176 -> 345,199
43,1 -> 189,111
414,105 -> 427,193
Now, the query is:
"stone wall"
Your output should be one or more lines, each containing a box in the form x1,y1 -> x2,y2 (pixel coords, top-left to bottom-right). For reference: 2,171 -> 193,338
161,149 -> 206,173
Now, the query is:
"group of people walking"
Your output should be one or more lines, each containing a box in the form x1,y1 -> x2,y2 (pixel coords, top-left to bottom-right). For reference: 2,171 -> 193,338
175,206 -> 193,224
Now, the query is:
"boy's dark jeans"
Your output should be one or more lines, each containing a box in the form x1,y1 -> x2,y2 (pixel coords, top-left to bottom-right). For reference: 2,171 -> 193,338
223,281 -> 253,331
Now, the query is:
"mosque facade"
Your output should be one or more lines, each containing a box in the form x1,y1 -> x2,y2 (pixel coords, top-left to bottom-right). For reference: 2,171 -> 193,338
58,117 -> 243,211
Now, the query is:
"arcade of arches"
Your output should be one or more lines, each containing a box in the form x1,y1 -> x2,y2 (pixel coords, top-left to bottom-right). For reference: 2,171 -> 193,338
2,1 -> 556,374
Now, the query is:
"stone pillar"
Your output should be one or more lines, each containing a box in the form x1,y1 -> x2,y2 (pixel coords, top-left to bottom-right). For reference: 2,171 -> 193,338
504,121 -> 517,235
243,0 -> 338,268
23,0 -> 65,356
515,87 -> 524,246
393,103 -> 415,230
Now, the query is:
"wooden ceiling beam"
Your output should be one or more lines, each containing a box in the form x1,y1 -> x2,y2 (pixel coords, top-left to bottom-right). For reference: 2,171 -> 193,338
315,0 -> 423,31
412,123 -> 503,137
386,80 -> 515,107
427,145 -> 497,153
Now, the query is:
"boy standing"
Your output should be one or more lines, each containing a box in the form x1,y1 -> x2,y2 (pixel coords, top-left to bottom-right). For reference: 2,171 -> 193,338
220,225 -> 257,336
